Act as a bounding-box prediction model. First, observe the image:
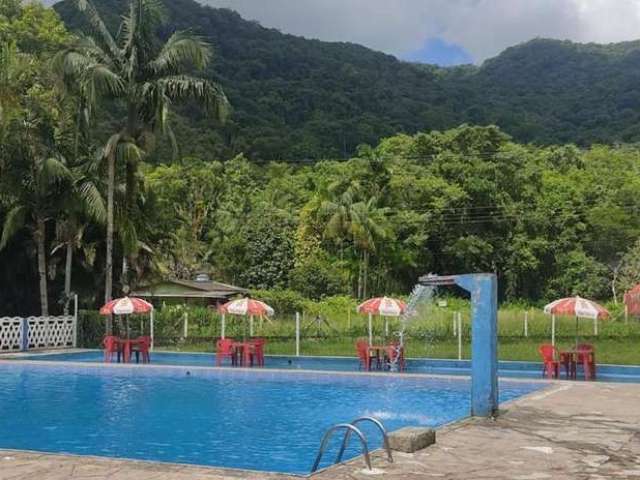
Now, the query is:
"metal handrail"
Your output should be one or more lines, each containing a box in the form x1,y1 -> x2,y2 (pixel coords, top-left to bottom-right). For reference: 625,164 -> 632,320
336,417 -> 393,464
310,423 -> 371,473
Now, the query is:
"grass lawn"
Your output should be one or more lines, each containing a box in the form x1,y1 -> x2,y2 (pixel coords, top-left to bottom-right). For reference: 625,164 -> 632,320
162,335 -> 640,365
131,302 -> 640,365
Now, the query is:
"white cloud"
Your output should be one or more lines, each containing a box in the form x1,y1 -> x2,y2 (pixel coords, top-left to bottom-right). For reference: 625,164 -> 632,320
200,0 -> 640,62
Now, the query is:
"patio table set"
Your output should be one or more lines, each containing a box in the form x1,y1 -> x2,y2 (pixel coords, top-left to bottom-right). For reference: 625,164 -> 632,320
103,335 -> 152,364
356,339 -> 406,372
215,338 -> 266,367
540,343 -> 596,380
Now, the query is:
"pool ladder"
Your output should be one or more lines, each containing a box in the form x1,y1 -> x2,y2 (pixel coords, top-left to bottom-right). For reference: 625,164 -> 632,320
310,416 -> 393,473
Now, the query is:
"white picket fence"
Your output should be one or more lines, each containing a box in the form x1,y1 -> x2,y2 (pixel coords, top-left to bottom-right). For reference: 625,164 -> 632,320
0,316 -> 77,352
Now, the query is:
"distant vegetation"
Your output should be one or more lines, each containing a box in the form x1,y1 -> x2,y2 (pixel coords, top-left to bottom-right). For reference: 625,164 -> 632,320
4,0 -> 640,319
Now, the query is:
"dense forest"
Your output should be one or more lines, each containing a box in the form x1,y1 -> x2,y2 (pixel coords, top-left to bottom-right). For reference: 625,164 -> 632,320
53,0 -> 640,160
4,0 -> 640,317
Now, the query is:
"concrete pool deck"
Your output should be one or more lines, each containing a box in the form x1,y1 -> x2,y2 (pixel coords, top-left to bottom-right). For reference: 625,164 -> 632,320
1,380 -> 639,480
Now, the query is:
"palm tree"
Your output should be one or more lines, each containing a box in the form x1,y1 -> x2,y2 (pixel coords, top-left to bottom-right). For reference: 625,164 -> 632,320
56,0 -> 229,313
52,163 -> 106,314
0,124 -> 73,316
321,186 -> 390,298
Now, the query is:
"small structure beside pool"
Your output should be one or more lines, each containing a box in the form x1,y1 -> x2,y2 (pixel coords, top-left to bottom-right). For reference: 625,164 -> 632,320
131,273 -> 248,307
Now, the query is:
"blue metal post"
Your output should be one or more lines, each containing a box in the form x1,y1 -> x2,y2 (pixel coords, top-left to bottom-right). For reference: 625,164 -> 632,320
419,272 -> 498,417
454,274 -> 498,417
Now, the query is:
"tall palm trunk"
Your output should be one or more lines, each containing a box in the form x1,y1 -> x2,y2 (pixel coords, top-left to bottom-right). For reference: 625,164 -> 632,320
35,216 -> 49,316
362,250 -> 369,300
357,250 -> 363,299
104,150 -> 115,334
63,242 -> 73,315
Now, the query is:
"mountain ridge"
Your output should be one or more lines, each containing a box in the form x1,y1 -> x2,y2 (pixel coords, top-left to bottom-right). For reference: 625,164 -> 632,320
53,0 -> 640,160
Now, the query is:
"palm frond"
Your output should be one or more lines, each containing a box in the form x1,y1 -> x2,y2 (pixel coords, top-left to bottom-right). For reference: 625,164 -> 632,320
0,205 -> 26,250
116,140 -> 145,166
77,180 -> 107,224
40,157 -> 72,191
84,63 -> 124,99
148,31 -> 211,76
75,0 -> 121,61
159,75 -> 230,122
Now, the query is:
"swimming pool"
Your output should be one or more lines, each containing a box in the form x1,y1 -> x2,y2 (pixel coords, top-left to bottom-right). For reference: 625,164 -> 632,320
0,361 -> 543,475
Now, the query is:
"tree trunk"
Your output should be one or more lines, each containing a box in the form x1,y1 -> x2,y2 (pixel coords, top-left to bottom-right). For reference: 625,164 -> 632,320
363,250 -> 369,300
63,242 -> 73,315
121,255 -> 129,293
104,150 -> 115,335
356,251 -> 363,299
35,217 -> 49,316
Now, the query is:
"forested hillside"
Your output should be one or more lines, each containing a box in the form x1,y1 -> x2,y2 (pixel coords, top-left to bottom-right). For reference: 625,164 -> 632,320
54,0 -> 640,161
5,0 -> 640,317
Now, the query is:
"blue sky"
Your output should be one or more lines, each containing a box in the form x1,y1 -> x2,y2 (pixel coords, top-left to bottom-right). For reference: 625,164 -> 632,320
402,38 -> 473,66
201,0 -> 640,66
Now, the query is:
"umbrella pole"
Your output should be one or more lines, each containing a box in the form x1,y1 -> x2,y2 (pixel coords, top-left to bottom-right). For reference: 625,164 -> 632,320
221,313 -> 225,339
368,313 -> 373,345
551,314 -> 556,346
250,315 -> 254,337
150,309 -> 154,351
575,315 -> 579,350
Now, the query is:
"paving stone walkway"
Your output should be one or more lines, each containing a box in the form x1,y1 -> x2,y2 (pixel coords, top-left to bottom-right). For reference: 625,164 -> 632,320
2,381 -> 639,480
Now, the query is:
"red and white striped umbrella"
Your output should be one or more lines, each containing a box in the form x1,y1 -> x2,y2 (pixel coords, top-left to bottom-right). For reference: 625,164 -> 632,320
357,297 -> 407,317
219,298 -> 274,317
357,297 -> 407,344
100,296 -> 153,315
543,296 -> 609,320
544,296 -> 609,347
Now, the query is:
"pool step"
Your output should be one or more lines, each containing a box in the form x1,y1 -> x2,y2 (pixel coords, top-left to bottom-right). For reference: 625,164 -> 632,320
311,416 -> 393,473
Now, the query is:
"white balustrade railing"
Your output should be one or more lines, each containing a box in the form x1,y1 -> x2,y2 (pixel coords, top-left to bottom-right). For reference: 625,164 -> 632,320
0,315 -> 77,352
0,317 -> 24,352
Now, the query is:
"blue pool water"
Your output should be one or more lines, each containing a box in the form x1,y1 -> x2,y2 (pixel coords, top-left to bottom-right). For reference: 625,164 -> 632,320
0,362 -> 543,474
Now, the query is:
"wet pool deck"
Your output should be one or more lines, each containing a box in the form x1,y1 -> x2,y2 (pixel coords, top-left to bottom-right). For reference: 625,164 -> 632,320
1,380 -> 639,480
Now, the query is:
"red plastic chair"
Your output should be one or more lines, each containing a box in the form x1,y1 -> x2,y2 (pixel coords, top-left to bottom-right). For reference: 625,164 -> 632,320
250,338 -> 266,367
216,338 -> 235,366
102,336 -> 121,363
538,344 -> 559,379
131,336 -> 151,364
576,343 -> 596,380
356,339 -> 372,371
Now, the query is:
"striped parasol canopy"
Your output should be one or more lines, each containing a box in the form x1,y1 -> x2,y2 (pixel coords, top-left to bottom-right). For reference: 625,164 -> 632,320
543,296 -> 609,320
219,298 -> 274,317
100,296 -> 153,315
357,297 -> 407,317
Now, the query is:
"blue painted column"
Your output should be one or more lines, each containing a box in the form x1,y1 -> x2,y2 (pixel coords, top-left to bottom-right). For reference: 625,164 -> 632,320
419,272 -> 498,417
454,274 -> 498,417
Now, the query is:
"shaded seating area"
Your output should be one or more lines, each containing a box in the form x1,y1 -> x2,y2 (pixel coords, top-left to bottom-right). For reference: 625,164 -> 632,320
100,296 -> 154,364
540,296 -> 605,381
